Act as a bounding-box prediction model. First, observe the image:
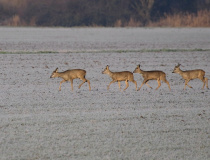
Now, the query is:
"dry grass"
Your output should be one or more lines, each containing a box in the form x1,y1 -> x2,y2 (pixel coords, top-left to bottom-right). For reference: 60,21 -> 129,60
1,6 -> 210,27
149,10 -> 210,27
114,18 -> 143,27
115,10 -> 210,27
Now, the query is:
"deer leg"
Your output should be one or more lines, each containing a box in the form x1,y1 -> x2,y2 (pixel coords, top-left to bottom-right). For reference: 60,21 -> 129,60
86,79 -> 91,91
79,77 -> 91,91
131,80 -> 138,91
184,80 -> 192,90
78,78 -> 86,89
123,80 -> 129,91
138,83 -> 144,91
186,80 -> 192,89
205,77 -> 208,89
163,79 -> 171,91
145,81 -> 152,89
107,80 -> 116,90
200,77 -> 206,89
138,79 -> 147,91
155,79 -> 161,90
184,80 -> 188,90
184,80 -> 187,90
59,79 -> 66,91
118,81 -> 121,91
70,79 -> 74,91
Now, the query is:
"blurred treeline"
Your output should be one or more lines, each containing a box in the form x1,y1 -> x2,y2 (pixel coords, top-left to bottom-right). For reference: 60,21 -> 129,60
0,0 -> 210,27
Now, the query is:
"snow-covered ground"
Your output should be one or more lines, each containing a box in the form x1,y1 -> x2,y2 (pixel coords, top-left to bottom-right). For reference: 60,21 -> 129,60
0,28 -> 210,160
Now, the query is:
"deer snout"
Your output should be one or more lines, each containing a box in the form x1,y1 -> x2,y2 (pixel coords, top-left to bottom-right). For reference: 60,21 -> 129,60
50,73 -> 55,78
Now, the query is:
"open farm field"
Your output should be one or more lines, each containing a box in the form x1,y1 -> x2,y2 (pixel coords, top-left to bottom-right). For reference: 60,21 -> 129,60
0,28 -> 210,160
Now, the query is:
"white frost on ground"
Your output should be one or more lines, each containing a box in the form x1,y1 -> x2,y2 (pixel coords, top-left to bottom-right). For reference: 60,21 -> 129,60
0,27 -> 210,52
0,28 -> 210,160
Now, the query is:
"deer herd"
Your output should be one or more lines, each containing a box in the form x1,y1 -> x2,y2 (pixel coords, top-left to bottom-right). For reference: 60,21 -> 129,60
50,64 -> 209,91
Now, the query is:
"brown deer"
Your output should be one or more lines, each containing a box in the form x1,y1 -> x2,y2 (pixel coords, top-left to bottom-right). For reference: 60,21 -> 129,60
133,65 -> 171,91
172,63 -> 208,90
50,68 -> 91,91
102,65 -> 137,91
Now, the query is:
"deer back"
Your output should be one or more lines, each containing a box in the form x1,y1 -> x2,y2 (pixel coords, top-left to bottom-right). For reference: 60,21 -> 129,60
63,69 -> 86,80
111,71 -> 134,81
173,64 -> 205,80
133,65 -> 166,80
181,69 -> 205,80
51,68 -> 86,80
103,65 -> 134,81
142,70 -> 166,80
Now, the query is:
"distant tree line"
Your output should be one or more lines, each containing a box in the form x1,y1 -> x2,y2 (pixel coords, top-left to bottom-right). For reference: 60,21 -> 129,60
0,0 -> 209,27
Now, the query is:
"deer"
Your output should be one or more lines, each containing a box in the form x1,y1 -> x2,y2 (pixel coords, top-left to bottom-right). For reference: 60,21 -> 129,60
102,65 -> 137,91
133,64 -> 171,91
172,63 -> 208,90
50,68 -> 91,91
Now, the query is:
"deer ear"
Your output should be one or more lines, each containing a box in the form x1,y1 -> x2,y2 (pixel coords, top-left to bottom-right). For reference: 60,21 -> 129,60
177,63 -> 181,67
175,64 -> 180,68
106,65 -> 109,69
138,64 -> 140,68
55,68 -> 58,72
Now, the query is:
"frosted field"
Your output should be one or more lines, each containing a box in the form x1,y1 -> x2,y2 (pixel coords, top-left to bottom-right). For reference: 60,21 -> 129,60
0,28 -> 210,160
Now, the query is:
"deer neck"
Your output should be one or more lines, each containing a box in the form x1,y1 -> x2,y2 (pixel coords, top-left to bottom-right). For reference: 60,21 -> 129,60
56,72 -> 65,78
177,68 -> 184,75
107,70 -> 114,77
138,69 -> 145,74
